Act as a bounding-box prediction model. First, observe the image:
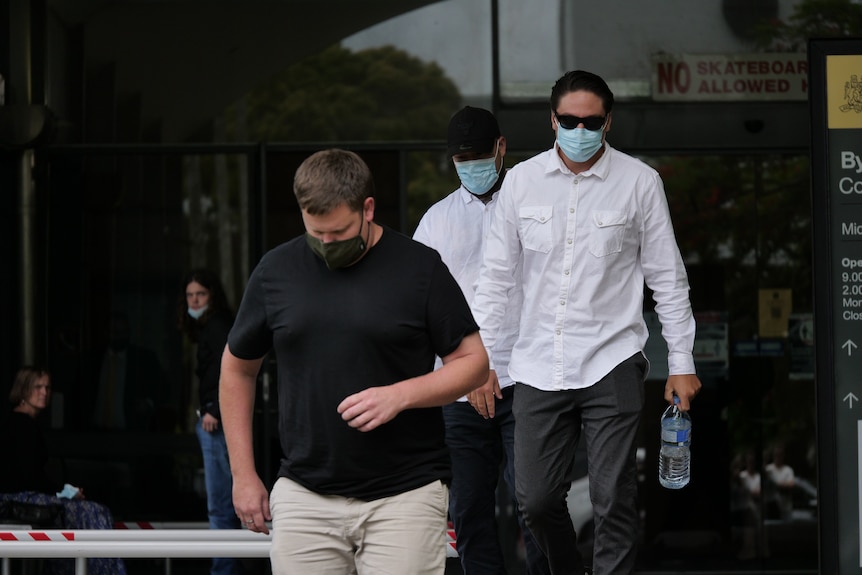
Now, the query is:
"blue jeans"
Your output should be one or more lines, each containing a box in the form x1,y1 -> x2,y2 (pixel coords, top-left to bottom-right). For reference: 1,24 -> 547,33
196,419 -> 242,575
443,386 -> 550,575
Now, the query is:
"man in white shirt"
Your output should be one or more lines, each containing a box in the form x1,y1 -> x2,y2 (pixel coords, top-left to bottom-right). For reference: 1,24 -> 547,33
471,71 -> 702,575
414,106 -> 549,575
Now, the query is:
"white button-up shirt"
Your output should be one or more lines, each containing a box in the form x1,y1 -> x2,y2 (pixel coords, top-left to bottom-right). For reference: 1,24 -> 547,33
472,144 -> 696,391
413,182 -> 522,398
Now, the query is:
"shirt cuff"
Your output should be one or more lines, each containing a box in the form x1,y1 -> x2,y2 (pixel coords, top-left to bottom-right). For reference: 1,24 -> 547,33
667,351 -> 696,376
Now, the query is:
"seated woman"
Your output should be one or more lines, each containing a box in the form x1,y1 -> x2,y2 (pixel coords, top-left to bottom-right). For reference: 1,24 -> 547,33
0,366 -> 126,575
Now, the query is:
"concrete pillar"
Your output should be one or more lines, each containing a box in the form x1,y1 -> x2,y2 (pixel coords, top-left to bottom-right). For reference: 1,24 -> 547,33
10,0 -> 35,364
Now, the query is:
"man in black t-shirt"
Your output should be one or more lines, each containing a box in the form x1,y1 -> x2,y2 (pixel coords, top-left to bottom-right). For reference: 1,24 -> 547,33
220,149 -> 488,574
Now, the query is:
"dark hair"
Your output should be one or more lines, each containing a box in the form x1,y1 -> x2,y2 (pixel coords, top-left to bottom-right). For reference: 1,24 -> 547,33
9,366 -> 50,405
550,70 -> 614,116
293,149 -> 374,215
177,269 -> 231,341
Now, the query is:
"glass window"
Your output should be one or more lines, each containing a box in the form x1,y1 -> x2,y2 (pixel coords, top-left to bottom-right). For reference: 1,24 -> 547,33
637,152 -> 816,571
40,149 -> 253,520
343,0 -> 494,105
497,0 -> 801,102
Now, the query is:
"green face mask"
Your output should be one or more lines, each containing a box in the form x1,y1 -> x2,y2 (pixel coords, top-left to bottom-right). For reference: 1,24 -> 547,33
305,215 -> 369,270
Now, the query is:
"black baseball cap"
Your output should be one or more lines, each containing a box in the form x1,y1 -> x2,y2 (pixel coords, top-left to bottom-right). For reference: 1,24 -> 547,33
446,106 -> 501,158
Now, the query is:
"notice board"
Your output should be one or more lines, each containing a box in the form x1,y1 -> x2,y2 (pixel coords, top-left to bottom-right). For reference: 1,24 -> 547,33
810,38 -> 862,574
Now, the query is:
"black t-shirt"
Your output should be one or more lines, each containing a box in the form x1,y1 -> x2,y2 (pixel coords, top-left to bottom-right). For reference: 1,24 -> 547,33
228,226 -> 478,500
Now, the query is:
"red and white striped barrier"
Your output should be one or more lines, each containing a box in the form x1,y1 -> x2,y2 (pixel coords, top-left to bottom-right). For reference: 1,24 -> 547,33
0,531 -> 75,541
446,521 -> 458,558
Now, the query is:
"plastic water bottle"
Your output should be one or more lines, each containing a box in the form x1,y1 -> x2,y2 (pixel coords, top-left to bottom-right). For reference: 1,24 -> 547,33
658,395 -> 691,489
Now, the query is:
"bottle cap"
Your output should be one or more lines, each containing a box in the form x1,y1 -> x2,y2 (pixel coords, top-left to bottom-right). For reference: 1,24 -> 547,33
673,395 -> 680,405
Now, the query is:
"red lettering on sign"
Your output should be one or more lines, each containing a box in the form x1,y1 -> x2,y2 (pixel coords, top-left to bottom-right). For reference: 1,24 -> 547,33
657,62 -> 690,94
697,78 -> 792,94
689,58 -> 809,77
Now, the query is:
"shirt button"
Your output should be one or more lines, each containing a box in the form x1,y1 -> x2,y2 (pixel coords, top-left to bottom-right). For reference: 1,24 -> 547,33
540,216 -> 545,221
556,330 -> 561,335
560,300 -> 565,305
568,239 -> 573,244
569,208 -> 574,213
565,270 -> 570,275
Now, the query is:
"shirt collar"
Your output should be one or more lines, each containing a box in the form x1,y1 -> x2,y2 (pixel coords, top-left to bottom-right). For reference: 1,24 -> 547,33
547,142 -> 612,180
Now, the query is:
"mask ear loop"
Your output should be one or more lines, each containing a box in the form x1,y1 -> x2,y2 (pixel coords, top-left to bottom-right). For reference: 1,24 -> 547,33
358,209 -> 370,252
489,138 -> 501,175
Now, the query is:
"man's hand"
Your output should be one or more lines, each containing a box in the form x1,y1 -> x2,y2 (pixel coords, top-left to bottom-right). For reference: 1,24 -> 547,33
201,412 -> 219,432
338,386 -> 402,432
664,374 -> 702,411
467,370 -> 502,419
232,473 -> 272,534
337,332 -> 489,431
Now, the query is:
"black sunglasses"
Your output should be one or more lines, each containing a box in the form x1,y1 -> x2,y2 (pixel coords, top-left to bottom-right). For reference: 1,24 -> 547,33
554,112 -> 607,131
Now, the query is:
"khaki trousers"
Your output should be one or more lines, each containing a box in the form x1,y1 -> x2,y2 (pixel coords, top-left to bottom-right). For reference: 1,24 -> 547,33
269,477 -> 449,575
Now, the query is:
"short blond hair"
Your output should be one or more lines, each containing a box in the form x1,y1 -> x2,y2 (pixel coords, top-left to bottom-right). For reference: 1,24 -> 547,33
293,149 -> 374,215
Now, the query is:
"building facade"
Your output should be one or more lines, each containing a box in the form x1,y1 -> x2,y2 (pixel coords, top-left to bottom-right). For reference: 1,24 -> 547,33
1,0 -> 841,572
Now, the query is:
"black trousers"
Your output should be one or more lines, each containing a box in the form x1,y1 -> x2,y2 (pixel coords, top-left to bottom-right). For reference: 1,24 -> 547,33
444,386 -> 550,575
513,352 -> 646,575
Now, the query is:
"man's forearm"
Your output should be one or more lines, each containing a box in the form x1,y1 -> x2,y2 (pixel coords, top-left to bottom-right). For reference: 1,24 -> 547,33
220,349 -> 263,477
400,331 -> 489,408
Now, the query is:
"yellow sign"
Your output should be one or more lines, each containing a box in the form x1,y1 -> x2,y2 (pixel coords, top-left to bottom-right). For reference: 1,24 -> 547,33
758,289 -> 792,338
827,54 -> 862,129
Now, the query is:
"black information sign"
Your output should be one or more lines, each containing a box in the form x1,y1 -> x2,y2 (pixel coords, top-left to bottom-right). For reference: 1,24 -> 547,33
811,38 -> 862,575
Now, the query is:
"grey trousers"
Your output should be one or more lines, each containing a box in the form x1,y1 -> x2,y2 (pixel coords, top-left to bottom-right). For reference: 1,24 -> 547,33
513,352 -> 646,575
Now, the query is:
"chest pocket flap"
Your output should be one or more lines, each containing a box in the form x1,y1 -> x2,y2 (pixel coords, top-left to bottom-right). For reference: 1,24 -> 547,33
589,210 -> 627,257
518,205 -> 553,253
592,210 -> 627,228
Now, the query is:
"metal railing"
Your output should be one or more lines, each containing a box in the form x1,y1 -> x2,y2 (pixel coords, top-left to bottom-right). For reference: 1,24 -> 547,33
1,524 -> 459,575
0,529 -> 271,575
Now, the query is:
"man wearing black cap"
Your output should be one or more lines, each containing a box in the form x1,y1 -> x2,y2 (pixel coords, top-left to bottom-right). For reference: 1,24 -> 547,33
414,107 -> 550,575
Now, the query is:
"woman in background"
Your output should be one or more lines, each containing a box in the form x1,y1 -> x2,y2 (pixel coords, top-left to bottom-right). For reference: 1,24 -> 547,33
0,366 -> 126,575
177,269 -> 241,575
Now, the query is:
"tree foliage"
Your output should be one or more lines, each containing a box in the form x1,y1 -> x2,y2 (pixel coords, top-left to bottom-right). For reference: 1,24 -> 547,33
223,43 -> 462,233
228,44 -> 461,142
755,0 -> 862,51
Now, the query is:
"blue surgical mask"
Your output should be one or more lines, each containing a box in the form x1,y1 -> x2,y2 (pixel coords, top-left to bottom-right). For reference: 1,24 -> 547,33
556,125 -> 604,163
188,305 -> 208,320
454,141 -> 501,196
